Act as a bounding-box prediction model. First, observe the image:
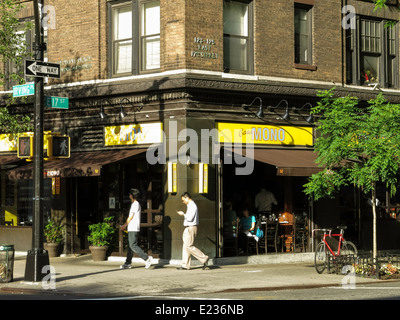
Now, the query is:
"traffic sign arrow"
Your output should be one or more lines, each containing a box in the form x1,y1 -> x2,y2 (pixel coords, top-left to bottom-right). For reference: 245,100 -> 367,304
25,60 -> 61,79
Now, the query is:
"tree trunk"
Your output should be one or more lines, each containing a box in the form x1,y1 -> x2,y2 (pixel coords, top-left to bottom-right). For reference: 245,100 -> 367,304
371,187 -> 377,264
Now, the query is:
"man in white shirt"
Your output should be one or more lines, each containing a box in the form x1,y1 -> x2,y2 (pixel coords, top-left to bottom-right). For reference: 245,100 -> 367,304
120,188 -> 152,269
177,192 -> 209,270
255,187 -> 278,215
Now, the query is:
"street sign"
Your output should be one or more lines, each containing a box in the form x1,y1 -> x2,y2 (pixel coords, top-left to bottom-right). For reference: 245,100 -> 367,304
12,83 -> 35,97
25,60 -> 60,78
45,96 -> 69,109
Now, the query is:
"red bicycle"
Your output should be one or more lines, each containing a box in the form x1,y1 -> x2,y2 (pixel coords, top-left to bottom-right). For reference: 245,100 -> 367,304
313,226 -> 358,274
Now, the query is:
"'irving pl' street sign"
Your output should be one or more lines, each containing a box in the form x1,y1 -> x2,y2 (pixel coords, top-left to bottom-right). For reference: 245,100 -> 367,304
13,83 -> 35,97
25,60 -> 61,79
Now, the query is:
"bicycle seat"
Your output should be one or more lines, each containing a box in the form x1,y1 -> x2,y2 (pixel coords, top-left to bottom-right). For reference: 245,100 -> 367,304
337,225 -> 347,230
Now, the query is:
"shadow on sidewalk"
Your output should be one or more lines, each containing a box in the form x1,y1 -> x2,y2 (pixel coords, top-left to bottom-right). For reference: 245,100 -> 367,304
56,268 -> 124,282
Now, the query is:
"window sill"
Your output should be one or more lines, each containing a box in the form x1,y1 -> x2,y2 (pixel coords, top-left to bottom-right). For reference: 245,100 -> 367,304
293,63 -> 317,71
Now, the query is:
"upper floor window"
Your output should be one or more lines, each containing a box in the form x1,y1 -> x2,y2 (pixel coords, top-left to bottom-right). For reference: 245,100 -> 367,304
223,0 -> 253,74
141,1 -> 160,71
294,4 -> 312,65
360,19 -> 381,84
346,17 -> 398,88
110,0 -> 160,77
4,20 -> 48,90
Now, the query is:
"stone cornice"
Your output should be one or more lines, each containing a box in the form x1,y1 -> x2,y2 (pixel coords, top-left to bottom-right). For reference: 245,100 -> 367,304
4,72 -> 400,108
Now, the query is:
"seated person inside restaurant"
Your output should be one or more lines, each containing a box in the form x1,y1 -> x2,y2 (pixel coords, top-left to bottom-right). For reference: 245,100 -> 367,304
223,201 -> 238,235
239,207 -> 259,253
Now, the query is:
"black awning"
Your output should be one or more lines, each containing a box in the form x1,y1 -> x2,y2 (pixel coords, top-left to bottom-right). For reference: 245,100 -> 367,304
225,148 -> 321,176
8,149 -> 147,179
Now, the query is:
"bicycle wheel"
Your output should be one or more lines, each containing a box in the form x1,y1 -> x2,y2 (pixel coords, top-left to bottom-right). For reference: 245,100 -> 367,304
341,241 -> 358,256
314,241 -> 327,274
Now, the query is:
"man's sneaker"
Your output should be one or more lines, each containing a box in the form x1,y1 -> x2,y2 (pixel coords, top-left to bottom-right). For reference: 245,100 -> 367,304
120,263 -> 132,269
145,256 -> 153,269
202,256 -> 209,270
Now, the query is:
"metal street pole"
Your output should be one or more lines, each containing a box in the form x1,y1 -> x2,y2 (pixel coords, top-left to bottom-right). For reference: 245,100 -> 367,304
24,0 -> 49,282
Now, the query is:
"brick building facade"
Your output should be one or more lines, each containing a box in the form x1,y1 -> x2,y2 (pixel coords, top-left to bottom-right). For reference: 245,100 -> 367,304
1,0 -> 400,258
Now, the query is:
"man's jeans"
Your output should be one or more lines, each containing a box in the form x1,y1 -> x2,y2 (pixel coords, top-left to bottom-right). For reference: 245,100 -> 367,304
125,231 -> 148,263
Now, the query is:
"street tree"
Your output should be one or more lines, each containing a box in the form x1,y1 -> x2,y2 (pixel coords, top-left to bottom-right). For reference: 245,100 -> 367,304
304,89 -> 400,262
0,0 -> 32,133
374,0 -> 398,10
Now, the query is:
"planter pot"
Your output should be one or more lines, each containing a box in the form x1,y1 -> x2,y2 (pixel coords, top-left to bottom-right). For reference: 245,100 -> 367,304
44,242 -> 60,258
89,246 -> 108,261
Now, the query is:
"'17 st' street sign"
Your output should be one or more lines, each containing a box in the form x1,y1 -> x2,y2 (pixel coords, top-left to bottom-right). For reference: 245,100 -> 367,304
25,60 -> 60,79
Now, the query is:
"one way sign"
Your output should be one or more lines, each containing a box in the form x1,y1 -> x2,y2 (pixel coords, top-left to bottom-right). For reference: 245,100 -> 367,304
25,60 -> 60,79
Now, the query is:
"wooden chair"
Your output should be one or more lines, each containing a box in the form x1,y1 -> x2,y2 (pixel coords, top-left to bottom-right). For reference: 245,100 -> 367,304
223,220 -> 239,256
279,212 -> 295,253
265,219 -> 278,253
245,233 -> 259,255
243,217 -> 260,255
294,216 -> 307,252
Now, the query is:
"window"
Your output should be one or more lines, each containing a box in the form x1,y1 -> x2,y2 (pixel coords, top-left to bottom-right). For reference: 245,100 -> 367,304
360,19 -> 381,84
294,5 -> 312,65
110,0 -> 160,77
5,21 -> 34,90
387,23 -> 397,87
141,2 -> 160,70
346,17 -> 398,88
223,1 -> 253,73
112,3 -> 133,75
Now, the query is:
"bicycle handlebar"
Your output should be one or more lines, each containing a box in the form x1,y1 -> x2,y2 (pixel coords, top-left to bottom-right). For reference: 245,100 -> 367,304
312,228 -> 332,238
312,226 -> 347,238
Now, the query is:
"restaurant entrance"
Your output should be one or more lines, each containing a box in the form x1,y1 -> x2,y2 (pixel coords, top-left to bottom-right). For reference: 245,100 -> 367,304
66,152 -> 164,256
219,148 -> 315,257
67,177 -> 100,251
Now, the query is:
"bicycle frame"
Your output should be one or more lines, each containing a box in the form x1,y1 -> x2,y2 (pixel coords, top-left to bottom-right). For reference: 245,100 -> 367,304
313,229 -> 345,257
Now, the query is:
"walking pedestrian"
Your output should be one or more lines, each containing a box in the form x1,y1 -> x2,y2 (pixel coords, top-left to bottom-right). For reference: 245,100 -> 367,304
176,192 -> 209,270
120,188 -> 153,269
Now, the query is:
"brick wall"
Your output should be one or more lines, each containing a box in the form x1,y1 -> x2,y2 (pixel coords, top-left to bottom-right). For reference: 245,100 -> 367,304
161,0 -> 186,71
184,0 -> 223,72
47,0 -> 103,85
2,0 -> 400,89
255,0 -> 343,83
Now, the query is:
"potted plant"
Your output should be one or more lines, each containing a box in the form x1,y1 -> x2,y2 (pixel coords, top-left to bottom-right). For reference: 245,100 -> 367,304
44,220 -> 64,258
87,216 -> 115,261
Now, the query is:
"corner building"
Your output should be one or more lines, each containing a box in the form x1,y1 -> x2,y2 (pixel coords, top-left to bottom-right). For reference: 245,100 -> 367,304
1,0 -> 400,259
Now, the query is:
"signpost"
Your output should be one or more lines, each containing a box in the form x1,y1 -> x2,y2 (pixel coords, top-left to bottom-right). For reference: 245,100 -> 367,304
24,0 -> 50,283
24,2 -> 68,283
25,59 -> 60,78
12,83 -> 35,97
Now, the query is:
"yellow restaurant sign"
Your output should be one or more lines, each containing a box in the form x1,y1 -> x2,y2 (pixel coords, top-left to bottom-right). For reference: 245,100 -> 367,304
105,122 -> 163,146
0,134 -> 17,152
217,122 -> 313,146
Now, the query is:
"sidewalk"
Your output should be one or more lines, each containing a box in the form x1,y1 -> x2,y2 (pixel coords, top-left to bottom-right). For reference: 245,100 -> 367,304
0,252 -> 383,299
